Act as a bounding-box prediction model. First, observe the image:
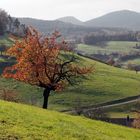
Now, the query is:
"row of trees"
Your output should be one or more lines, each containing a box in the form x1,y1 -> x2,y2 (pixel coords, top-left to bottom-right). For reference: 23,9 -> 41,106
0,9 -> 27,36
7,16 -> 27,37
83,31 -> 139,45
0,9 -> 8,35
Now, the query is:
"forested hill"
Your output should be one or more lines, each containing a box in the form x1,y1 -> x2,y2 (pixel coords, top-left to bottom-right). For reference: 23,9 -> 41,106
85,10 -> 140,30
18,17 -> 102,38
51,10 -> 140,30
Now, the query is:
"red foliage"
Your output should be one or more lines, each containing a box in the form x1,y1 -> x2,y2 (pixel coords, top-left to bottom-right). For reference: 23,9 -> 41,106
3,27 -> 93,91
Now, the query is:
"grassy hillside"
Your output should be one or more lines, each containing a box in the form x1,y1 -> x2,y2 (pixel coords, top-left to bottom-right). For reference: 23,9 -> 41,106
0,36 -> 140,111
42,57 -> 140,110
104,99 -> 140,118
123,58 -> 140,65
1,56 -> 140,111
0,100 -> 140,140
0,34 -> 13,47
77,41 -> 138,55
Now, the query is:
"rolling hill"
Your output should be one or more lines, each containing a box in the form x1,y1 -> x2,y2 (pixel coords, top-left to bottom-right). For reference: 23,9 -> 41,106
76,42 -> 140,70
0,35 -> 140,116
0,100 -> 140,140
18,17 -> 102,39
1,54 -> 140,112
18,18 -> 78,34
85,10 -> 140,30
17,10 -> 140,40
57,16 -> 84,25
19,10 -> 140,31
52,10 -> 140,30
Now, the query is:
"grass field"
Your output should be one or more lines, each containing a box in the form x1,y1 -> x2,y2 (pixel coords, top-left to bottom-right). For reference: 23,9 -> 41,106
123,58 -> 140,65
77,41 -> 139,55
1,37 -> 140,113
0,56 -> 140,111
0,34 -> 13,47
105,100 -> 140,118
0,100 -> 140,140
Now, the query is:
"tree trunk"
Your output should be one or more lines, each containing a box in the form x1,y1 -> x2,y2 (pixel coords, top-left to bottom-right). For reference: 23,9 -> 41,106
43,88 -> 50,109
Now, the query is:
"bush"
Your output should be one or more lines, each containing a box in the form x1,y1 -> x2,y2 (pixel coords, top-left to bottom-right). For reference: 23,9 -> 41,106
83,108 -> 109,120
0,89 -> 19,102
132,112 -> 140,129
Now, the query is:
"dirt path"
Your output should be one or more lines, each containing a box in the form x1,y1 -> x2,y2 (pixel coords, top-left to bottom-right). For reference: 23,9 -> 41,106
62,94 -> 140,113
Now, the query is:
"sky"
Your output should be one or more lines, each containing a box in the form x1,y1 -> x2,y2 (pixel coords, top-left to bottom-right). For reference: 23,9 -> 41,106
1,0 -> 140,21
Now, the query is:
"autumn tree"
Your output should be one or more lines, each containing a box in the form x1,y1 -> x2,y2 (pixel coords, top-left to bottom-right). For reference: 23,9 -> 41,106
3,27 -> 93,109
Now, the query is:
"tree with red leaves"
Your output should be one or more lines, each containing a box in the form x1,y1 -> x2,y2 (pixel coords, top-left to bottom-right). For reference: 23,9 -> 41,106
3,27 -> 93,109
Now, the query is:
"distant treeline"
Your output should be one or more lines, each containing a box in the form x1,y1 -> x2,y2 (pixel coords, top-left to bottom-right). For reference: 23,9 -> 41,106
83,31 -> 140,45
0,9 -> 27,36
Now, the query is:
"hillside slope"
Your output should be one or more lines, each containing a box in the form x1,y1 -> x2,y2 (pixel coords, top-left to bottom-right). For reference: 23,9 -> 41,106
0,100 -> 140,140
1,35 -> 140,111
49,56 -> 140,109
0,34 -> 13,47
1,55 -> 140,110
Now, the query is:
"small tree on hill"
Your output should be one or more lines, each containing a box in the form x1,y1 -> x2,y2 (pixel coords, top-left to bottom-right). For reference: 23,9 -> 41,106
107,57 -> 115,66
132,111 -> 140,129
3,27 -> 93,109
0,44 -> 7,55
0,88 -> 19,102
13,18 -> 20,29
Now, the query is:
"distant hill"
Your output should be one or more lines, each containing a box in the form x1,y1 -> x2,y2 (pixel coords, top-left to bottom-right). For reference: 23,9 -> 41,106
57,10 -> 140,30
57,16 -> 84,25
85,10 -> 140,30
18,18 -> 106,39
18,10 -> 140,38
19,18 -> 78,35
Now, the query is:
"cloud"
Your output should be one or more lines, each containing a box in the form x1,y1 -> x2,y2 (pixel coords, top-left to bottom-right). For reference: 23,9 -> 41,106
1,0 -> 140,21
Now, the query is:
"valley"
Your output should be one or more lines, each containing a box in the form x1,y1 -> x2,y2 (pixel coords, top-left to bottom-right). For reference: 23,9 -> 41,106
0,7 -> 140,139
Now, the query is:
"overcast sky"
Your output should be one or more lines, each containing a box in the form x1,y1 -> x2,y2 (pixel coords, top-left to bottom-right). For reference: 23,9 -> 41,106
1,0 -> 140,21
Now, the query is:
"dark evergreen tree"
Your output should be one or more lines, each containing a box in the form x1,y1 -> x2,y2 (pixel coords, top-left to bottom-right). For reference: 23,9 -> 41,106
0,9 -> 8,35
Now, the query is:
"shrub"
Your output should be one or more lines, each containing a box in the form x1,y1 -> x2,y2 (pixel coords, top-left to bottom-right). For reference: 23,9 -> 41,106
132,112 -> 140,129
0,89 -> 19,102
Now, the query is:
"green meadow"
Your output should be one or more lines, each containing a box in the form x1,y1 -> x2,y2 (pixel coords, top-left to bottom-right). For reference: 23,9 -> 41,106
0,100 -> 140,140
77,41 -> 139,54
